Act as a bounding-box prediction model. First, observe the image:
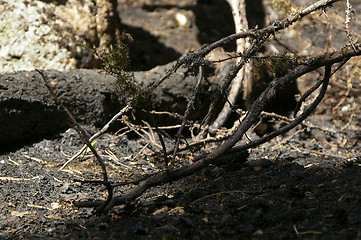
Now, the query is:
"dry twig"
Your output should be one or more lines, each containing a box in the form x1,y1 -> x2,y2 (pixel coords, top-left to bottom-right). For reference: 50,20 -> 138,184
36,70 -> 113,214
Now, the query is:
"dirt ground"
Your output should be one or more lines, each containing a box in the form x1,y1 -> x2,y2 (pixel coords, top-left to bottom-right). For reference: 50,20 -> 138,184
1,0 -> 361,239
1,118 -> 361,239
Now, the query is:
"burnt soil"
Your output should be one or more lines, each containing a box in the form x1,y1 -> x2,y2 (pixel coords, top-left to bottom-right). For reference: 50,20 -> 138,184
1,123 -> 361,239
1,0 -> 361,239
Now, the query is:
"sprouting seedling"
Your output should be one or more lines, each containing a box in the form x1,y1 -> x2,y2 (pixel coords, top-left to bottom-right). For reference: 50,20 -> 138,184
81,141 -> 97,156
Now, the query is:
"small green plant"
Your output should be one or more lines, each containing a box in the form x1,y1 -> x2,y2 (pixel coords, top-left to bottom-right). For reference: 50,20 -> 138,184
81,141 -> 97,156
100,33 -> 152,108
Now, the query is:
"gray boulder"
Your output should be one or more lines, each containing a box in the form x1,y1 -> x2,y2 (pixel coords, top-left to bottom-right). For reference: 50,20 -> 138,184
0,49 -> 231,151
0,0 -> 121,72
0,65 -> 211,151
0,69 -> 119,150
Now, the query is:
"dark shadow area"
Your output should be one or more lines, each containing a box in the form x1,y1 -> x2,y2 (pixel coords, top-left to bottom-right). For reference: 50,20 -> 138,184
120,24 -> 182,71
194,0 -> 236,51
39,0 -> 67,5
245,0 -> 266,29
138,0 -> 266,68
142,0 -> 237,52
0,100 -> 69,153
194,0 -> 266,50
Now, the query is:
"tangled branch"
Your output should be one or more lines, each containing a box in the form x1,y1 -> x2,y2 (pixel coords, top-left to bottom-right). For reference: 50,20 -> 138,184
74,43 -> 361,211
42,0 -> 358,214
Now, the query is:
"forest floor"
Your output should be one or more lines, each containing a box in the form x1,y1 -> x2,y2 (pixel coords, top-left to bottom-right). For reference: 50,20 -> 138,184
1,110 -> 361,239
1,0 -> 361,239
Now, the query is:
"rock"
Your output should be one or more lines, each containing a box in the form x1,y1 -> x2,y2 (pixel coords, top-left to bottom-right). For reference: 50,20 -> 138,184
0,69 -> 120,151
0,0 -> 245,151
0,0 -> 121,72
0,61 -> 220,151
134,61 -> 213,120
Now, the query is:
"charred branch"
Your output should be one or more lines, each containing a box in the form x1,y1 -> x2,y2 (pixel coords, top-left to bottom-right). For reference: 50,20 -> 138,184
73,43 -> 361,212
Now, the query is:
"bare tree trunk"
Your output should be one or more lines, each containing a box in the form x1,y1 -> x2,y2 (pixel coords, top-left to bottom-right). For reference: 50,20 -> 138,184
210,0 -> 253,129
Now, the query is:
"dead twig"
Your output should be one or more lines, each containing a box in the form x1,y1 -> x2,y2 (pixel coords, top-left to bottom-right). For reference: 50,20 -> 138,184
345,0 -> 356,51
122,117 -> 162,150
36,69 -> 113,214
59,104 -> 132,171
143,112 -> 170,165
172,65 -> 204,166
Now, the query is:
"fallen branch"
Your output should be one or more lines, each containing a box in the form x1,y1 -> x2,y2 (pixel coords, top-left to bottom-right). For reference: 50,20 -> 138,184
210,45 -> 360,158
230,64 -> 331,152
37,70 -> 113,214
74,43 -> 360,211
200,0 -> 342,135
71,0 -> 355,211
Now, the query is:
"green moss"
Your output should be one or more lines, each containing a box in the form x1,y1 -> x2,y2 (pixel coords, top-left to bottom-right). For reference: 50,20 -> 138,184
254,53 -> 301,78
271,0 -> 300,16
102,41 -> 131,73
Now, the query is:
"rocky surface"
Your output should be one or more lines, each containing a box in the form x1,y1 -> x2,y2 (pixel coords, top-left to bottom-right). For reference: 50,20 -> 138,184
0,69 -> 120,151
0,57 -> 229,151
0,0 -> 120,72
